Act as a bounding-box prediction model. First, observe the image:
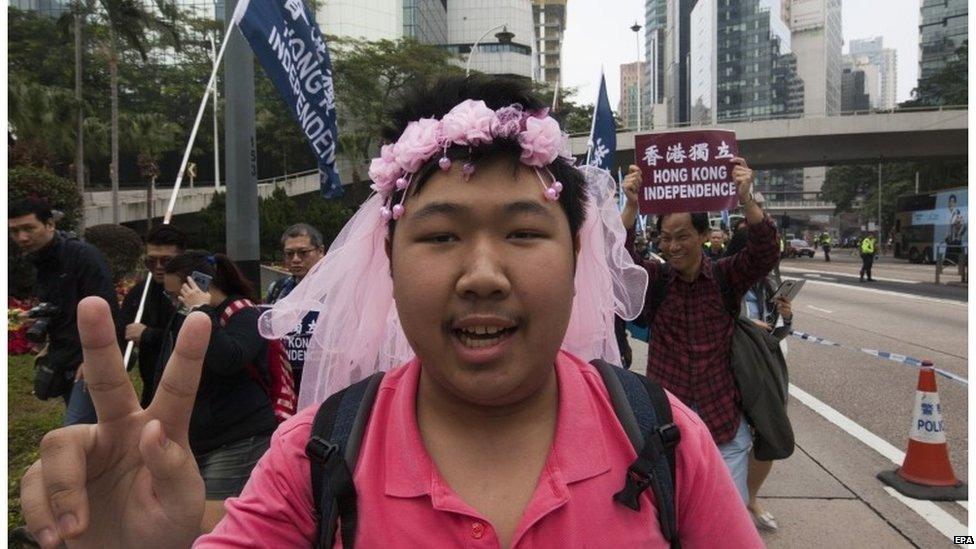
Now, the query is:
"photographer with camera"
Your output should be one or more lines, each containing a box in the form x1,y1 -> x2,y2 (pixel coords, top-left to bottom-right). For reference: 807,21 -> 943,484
8,198 -> 123,426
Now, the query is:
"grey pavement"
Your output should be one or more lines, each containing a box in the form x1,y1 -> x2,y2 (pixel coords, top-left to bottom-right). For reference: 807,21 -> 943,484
627,255 -> 968,546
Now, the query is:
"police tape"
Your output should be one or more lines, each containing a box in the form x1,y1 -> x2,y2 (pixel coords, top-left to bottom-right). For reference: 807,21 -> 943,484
790,330 -> 968,386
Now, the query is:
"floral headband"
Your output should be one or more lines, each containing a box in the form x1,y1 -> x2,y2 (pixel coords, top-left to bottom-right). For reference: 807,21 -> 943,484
368,99 -> 574,221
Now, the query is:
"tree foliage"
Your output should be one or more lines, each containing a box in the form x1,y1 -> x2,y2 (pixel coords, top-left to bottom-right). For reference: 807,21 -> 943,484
905,41 -> 968,107
199,187 -> 354,261
84,223 -> 144,282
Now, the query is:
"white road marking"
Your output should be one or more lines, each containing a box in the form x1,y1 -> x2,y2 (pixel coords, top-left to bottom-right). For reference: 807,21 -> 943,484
784,278 -> 968,308
780,266 -> 921,284
883,488 -> 969,544
788,385 -> 969,524
806,305 -> 834,314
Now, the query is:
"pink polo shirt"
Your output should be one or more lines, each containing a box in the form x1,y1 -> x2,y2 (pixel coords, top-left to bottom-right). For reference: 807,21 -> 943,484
198,351 -> 761,548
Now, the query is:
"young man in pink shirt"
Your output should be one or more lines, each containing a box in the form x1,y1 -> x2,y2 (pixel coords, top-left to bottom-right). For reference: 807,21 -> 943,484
20,76 -> 762,548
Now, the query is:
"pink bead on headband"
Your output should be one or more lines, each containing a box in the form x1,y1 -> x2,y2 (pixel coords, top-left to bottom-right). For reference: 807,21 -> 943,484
367,99 -> 574,221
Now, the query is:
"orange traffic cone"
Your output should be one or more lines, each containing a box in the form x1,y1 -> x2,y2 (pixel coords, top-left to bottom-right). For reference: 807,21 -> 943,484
878,361 -> 967,500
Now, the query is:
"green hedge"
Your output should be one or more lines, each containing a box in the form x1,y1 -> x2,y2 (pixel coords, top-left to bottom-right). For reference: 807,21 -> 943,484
84,224 -> 144,283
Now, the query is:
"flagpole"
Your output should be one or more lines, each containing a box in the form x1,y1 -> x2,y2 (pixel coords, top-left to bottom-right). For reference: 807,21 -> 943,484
122,27 -> 235,369
585,67 -> 603,166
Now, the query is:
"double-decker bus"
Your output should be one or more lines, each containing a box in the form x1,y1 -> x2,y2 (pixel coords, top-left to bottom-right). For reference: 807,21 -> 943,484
892,187 -> 967,263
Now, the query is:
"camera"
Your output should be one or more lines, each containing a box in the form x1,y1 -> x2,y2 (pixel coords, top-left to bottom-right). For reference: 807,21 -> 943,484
25,302 -> 60,343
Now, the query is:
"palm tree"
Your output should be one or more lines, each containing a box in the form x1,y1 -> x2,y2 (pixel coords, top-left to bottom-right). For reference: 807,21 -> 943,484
122,112 -> 181,228
92,0 -> 182,223
8,78 -> 79,170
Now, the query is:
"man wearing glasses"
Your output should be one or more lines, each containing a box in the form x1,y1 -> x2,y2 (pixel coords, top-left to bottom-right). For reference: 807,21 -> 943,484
121,224 -> 188,407
266,223 -> 326,390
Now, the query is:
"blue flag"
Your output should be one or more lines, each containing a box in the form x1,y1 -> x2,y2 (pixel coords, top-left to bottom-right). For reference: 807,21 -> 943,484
233,0 -> 344,198
586,72 -> 616,171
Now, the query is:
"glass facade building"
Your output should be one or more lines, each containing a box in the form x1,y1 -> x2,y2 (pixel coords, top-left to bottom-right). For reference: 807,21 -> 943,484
403,0 -> 448,45
918,0 -> 968,81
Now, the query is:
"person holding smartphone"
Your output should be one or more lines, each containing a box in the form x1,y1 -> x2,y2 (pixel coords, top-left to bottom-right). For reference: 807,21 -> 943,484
157,250 -> 277,532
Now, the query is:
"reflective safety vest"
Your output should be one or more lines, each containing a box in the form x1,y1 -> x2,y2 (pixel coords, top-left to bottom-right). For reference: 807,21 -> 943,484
779,238 -> 785,252
821,234 -> 831,245
861,238 -> 875,254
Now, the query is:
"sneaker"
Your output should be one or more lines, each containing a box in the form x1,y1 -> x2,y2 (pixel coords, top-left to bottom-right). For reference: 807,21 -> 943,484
750,509 -> 779,532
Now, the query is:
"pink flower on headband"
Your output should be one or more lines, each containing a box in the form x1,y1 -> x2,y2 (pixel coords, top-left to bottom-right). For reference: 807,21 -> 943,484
394,118 -> 441,173
368,144 -> 401,194
441,99 -> 495,146
493,104 -> 524,138
518,116 -> 564,167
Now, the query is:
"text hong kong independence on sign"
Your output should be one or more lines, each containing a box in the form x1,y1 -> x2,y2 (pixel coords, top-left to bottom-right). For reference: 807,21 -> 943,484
635,130 -> 739,215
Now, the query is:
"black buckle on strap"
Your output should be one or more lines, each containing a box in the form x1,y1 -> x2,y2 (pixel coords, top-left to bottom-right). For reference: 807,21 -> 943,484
614,465 -> 653,511
657,422 -> 681,448
306,435 -> 340,464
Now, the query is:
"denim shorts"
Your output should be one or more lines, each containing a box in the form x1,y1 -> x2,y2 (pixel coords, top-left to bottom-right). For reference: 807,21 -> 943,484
195,433 -> 272,500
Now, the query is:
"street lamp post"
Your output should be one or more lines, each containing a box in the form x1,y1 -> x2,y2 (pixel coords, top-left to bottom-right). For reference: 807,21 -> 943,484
465,24 -> 514,76
631,22 -> 642,131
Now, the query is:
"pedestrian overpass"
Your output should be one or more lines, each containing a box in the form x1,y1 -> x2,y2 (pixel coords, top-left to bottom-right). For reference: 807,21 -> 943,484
86,107 -> 966,226
568,107 -> 968,169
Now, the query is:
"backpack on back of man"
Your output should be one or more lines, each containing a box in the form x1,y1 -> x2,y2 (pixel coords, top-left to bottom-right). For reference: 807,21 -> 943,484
304,361 -> 683,549
219,299 -> 297,422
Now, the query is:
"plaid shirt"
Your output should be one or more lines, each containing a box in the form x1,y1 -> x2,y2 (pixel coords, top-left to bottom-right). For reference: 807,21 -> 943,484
628,217 -> 780,443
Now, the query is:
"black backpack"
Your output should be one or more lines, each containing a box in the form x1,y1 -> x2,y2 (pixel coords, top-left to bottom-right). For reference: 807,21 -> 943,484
305,360 -> 683,548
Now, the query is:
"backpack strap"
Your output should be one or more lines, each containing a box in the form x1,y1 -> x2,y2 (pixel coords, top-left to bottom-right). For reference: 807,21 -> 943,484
307,372 -> 385,549
591,359 -> 681,549
709,261 -> 740,318
635,262 -> 672,329
218,298 -> 256,327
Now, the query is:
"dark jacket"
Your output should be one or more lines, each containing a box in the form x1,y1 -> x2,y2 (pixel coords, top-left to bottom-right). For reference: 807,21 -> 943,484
30,231 -> 122,371
730,317 -> 794,461
120,278 -> 176,407
156,295 -> 276,455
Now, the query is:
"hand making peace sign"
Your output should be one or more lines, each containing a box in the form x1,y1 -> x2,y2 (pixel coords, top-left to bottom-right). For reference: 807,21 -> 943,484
20,296 -> 211,548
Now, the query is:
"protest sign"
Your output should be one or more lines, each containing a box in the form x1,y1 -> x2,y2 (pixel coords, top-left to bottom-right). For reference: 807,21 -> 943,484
635,130 -> 739,214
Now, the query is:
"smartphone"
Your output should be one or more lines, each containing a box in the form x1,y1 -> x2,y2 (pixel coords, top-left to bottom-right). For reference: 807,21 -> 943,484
190,271 -> 213,292
771,278 -> 805,302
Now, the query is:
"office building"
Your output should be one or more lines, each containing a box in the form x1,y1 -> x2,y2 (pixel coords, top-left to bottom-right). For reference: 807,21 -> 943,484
446,0 -> 536,79
918,0 -> 967,81
404,0 -> 449,44
618,61 -> 647,130
316,0 -> 404,42
644,0 -> 668,126
841,66 -> 870,111
847,37 -> 897,109
789,0 -> 841,117
532,0 -> 568,85
9,0 -> 69,16
689,0 -> 804,124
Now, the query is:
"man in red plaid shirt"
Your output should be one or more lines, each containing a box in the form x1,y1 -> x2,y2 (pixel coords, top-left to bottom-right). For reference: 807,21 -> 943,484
620,157 -> 780,504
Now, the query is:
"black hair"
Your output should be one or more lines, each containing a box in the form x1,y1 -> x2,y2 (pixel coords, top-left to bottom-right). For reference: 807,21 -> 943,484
382,74 -> 587,242
9,197 -> 53,223
655,212 -> 710,235
164,250 -> 256,302
281,223 -> 324,248
146,224 -> 188,250
949,194 -> 957,203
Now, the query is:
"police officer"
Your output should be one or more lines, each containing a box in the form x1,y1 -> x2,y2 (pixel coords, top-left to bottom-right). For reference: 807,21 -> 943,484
859,233 -> 877,282
266,223 -> 326,391
8,197 -> 122,425
820,231 -> 832,262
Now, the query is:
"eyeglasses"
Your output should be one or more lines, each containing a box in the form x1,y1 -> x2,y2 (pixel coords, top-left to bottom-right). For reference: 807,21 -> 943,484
283,247 -> 318,260
144,256 -> 175,269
